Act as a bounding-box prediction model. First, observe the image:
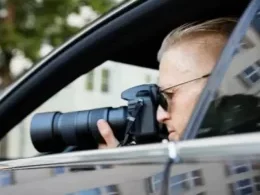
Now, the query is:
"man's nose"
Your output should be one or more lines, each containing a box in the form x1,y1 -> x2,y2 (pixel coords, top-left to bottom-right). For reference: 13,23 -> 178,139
156,106 -> 170,123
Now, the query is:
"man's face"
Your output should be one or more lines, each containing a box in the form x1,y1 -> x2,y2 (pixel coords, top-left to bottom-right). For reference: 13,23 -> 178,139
157,33 -> 227,141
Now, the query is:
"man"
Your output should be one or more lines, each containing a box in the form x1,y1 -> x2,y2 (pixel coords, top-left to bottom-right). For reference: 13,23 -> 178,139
97,17 -> 237,149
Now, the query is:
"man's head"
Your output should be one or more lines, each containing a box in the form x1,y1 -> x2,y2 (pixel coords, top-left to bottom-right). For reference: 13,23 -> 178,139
156,17 -> 237,141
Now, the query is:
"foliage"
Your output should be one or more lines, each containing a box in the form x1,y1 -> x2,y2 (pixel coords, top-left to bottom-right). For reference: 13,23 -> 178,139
0,0 -> 119,89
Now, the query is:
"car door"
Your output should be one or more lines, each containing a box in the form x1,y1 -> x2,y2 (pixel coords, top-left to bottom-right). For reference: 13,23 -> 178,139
0,0 -> 258,195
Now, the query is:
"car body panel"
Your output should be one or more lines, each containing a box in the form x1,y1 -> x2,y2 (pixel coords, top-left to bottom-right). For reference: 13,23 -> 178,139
0,133 -> 260,194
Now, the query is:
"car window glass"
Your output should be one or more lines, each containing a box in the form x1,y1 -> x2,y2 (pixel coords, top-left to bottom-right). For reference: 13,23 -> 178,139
195,10 -> 260,139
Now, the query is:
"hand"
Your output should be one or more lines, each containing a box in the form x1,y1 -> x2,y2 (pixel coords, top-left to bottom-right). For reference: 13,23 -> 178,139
97,119 -> 119,149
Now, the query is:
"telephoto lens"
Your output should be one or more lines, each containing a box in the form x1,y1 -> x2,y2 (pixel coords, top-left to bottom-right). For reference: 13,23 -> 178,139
30,107 -> 127,153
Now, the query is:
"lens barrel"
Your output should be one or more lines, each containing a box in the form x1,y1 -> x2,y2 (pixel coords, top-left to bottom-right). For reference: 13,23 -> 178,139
30,107 -> 127,153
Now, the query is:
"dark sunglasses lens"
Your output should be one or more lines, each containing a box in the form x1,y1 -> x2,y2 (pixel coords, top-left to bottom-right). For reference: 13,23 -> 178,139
159,93 -> 168,111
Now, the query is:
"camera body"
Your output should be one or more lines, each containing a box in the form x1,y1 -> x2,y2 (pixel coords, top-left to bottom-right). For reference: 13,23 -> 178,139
30,84 -> 167,153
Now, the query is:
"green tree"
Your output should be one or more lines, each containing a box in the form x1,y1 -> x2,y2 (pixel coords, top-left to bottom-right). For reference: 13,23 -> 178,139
0,0 -> 119,89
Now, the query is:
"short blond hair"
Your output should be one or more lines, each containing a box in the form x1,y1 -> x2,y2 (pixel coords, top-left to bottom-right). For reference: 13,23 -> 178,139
157,17 -> 238,62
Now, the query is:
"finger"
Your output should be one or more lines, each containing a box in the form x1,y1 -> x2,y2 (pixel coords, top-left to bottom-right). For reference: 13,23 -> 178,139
98,144 -> 107,149
97,119 -> 119,148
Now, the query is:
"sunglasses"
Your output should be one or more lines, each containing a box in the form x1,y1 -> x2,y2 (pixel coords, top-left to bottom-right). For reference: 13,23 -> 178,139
158,73 -> 211,111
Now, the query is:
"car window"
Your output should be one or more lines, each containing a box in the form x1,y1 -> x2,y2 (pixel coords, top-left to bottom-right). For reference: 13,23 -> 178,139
195,11 -> 260,139
0,60 -> 158,158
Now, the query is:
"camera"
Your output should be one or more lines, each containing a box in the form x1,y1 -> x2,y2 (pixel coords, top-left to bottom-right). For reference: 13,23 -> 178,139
30,84 -> 168,153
